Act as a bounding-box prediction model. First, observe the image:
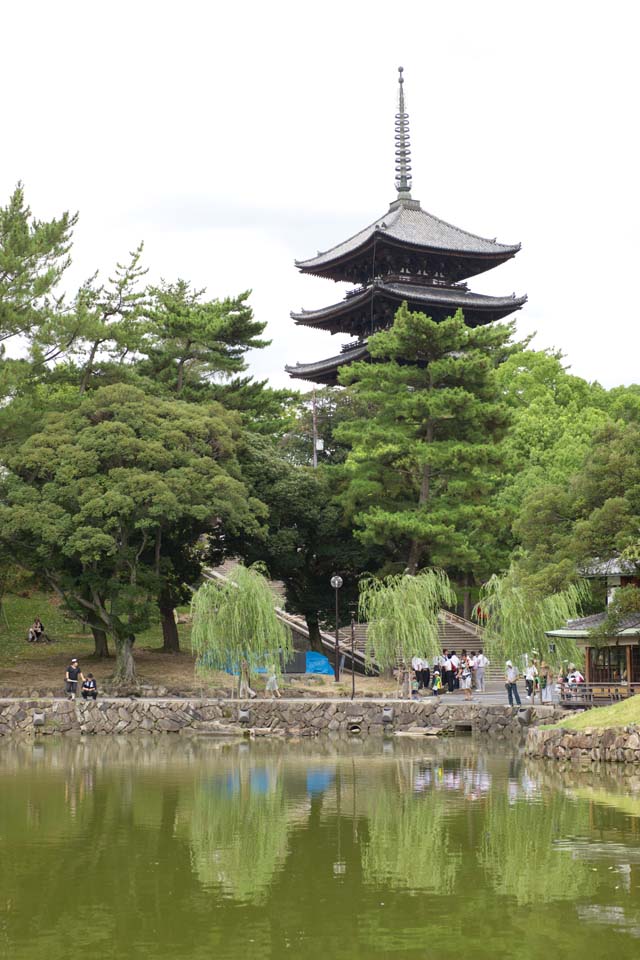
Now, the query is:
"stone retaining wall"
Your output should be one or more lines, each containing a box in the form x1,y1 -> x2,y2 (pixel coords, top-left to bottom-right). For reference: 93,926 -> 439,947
526,725 -> 640,763
0,697 -> 563,738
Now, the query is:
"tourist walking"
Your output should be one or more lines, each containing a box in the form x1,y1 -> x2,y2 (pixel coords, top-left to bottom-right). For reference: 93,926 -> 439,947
65,658 -> 84,700
239,659 -> 257,699
265,665 -> 282,699
475,649 -> 489,692
504,660 -> 521,706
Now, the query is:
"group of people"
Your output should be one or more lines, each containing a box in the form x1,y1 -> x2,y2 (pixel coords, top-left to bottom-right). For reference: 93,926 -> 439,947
65,658 -> 98,701
407,649 -> 490,700
504,658 -> 585,706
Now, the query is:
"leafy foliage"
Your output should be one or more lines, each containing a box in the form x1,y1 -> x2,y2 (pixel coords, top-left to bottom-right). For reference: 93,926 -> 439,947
358,569 -> 457,668
0,384 -> 261,680
191,565 -> 292,674
338,306 -> 514,581
475,570 -> 587,666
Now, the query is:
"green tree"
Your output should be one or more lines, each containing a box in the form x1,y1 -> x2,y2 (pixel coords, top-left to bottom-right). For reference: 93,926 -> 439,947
191,563 -> 292,680
475,569 -> 586,666
514,420 -> 640,594
358,569 -> 457,669
221,435 -> 370,651
139,280 -> 269,396
0,383 -> 263,681
337,306 -> 514,588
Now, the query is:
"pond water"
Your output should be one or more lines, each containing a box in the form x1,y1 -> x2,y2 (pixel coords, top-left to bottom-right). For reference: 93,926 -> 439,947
1,736 -> 640,960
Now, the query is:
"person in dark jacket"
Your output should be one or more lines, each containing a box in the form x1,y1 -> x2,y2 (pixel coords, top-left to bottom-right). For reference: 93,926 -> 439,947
81,674 -> 98,700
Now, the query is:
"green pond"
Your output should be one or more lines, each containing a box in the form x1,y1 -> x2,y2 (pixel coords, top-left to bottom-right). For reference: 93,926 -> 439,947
2,736 -> 640,960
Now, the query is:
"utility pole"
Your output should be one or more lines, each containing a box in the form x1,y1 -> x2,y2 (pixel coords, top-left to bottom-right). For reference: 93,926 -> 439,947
311,390 -> 319,469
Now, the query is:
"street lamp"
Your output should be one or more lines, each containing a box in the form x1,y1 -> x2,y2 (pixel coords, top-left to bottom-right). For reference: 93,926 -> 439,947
330,575 -> 343,682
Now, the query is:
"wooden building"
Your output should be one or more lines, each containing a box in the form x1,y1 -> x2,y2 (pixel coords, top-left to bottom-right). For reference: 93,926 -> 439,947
547,560 -> 640,692
286,67 -> 526,385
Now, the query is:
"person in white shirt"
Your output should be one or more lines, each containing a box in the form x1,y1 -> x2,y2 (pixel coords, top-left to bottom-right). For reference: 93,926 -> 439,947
524,660 -> 539,701
505,660 -> 521,706
475,650 -> 489,693
411,655 -> 424,690
450,651 -> 460,691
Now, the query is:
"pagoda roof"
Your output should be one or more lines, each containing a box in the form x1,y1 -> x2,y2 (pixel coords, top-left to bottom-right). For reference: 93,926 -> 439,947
285,342 -> 369,385
291,280 -> 526,332
296,198 -> 521,281
546,612 -> 640,639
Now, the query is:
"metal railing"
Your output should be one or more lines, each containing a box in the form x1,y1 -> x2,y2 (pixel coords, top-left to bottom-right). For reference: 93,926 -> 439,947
559,681 -> 640,708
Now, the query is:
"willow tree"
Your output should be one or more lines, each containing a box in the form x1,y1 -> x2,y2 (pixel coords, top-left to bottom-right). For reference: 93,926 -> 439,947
191,565 -> 292,685
358,568 -> 456,670
475,570 -> 587,667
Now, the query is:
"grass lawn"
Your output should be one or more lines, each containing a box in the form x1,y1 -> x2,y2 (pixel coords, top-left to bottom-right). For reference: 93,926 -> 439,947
0,591 -> 395,698
0,591 -> 218,694
552,695 -> 640,731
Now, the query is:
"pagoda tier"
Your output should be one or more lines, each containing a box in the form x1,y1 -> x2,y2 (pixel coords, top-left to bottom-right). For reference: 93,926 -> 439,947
296,197 -> 521,285
286,67 -> 526,386
287,342 -> 369,386
291,278 -> 527,337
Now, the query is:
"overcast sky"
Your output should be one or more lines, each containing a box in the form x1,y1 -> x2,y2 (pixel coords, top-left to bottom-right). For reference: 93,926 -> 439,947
2,0 -> 638,390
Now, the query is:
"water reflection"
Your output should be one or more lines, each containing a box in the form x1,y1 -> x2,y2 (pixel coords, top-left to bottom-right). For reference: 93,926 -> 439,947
1,738 -> 640,960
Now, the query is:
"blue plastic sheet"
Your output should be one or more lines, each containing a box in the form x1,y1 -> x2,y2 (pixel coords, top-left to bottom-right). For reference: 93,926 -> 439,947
305,652 -> 334,675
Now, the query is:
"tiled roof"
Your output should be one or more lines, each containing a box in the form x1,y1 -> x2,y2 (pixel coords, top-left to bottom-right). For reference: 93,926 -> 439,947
296,199 -> 520,271
547,612 -> 640,637
291,280 -> 526,323
284,342 -> 369,378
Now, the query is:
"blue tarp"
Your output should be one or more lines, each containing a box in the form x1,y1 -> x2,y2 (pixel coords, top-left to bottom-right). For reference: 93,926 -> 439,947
305,651 -> 334,675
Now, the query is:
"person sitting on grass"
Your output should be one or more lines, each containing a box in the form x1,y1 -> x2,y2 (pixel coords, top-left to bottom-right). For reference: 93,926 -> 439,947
27,617 -> 45,642
81,674 -> 98,701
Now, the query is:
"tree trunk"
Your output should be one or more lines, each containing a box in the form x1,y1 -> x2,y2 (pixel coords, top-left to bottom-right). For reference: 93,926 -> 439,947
113,633 -> 137,685
406,426 -> 433,574
91,626 -> 109,658
305,613 -> 323,652
462,573 -> 473,621
160,600 -> 180,653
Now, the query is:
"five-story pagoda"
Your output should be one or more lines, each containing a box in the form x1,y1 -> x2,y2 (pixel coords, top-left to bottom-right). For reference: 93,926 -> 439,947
286,67 -> 526,385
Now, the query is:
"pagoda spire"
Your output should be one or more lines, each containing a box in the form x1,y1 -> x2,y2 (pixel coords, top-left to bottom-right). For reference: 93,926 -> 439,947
394,66 -> 412,200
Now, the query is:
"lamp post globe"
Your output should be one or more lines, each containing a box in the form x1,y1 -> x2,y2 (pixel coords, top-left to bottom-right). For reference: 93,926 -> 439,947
330,575 -> 344,681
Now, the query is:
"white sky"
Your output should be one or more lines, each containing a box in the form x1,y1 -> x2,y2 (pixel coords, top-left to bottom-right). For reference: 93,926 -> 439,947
2,0 -> 638,390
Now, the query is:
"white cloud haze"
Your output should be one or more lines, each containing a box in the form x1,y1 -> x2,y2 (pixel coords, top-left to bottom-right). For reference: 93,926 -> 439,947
2,0 -> 638,389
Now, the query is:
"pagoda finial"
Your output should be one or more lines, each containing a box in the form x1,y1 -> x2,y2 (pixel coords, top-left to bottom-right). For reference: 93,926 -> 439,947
395,66 -> 412,200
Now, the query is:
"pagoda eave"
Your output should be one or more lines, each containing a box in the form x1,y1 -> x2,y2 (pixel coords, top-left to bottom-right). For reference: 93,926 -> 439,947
297,237 -> 519,284
291,285 -> 527,335
285,342 -> 369,385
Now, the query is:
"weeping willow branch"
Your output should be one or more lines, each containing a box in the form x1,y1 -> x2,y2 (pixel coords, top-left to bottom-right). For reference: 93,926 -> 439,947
358,569 -> 457,669
191,564 -> 292,675
474,571 -> 588,667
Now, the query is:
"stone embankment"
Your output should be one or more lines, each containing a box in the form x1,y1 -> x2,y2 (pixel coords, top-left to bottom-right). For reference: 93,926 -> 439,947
0,697 -> 562,738
526,725 -> 640,763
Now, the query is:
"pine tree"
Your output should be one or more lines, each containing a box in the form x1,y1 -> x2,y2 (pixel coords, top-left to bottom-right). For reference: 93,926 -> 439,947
338,305 -> 514,586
